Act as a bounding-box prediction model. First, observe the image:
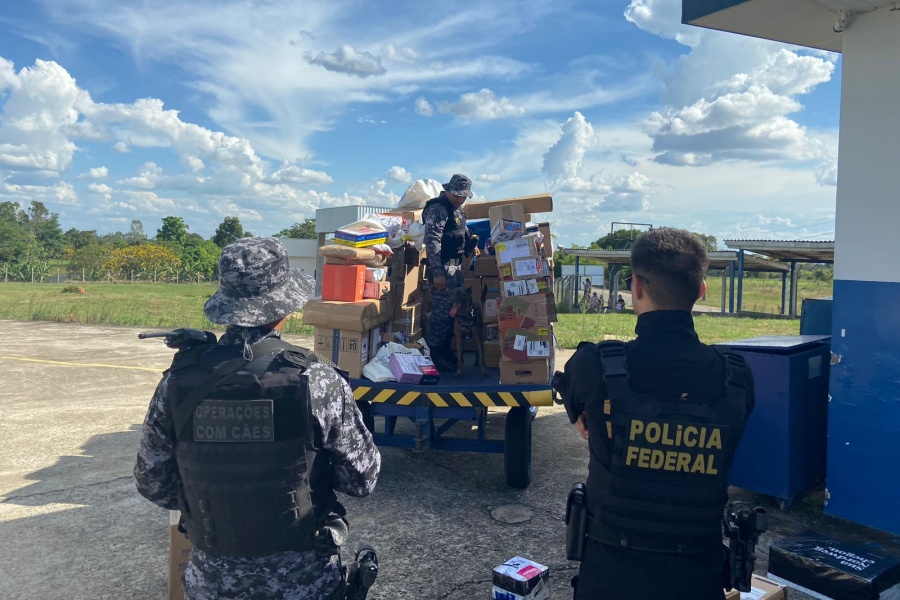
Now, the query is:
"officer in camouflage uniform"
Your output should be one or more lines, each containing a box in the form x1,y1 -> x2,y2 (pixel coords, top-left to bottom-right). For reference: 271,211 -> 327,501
423,174 -> 475,372
134,237 -> 381,600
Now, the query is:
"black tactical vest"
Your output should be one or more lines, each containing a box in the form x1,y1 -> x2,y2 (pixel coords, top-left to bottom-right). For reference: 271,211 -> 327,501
424,194 -> 467,263
164,339 -> 336,558
585,341 -> 750,554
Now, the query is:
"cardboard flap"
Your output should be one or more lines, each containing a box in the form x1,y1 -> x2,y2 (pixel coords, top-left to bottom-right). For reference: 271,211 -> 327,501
464,193 -> 553,220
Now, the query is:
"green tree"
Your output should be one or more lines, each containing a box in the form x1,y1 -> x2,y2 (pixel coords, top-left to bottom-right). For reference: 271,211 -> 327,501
156,216 -> 189,248
127,219 -> 147,245
594,228 -> 645,249
274,218 -> 316,239
19,201 -> 65,258
694,233 -> 718,252
181,239 -> 222,279
212,216 -> 248,248
64,228 -> 100,250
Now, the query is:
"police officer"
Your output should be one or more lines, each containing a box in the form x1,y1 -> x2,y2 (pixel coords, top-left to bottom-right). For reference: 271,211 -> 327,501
556,228 -> 755,600
134,237 -> 381,600
423,174 -> 476,372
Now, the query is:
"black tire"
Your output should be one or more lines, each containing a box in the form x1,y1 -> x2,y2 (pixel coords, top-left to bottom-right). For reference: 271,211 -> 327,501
356,400 -> 375,435
504,407 -> 533,488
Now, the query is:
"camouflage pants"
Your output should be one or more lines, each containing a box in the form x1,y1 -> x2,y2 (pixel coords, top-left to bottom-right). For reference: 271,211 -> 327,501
426,265 -> 464,351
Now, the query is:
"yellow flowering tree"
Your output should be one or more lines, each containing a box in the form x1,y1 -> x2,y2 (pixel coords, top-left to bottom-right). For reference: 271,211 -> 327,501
103,244 -> 181,280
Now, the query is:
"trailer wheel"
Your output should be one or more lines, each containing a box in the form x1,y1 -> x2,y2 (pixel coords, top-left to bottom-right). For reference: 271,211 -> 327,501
504,407 -> 533,488
356,400 -> 375,435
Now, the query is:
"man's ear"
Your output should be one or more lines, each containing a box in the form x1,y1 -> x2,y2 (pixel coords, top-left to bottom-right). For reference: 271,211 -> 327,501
697,279 -> 708,301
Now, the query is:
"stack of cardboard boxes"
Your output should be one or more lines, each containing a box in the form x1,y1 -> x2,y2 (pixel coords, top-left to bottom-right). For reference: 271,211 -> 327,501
452,194 -> 556,384
303,210 -> 427,378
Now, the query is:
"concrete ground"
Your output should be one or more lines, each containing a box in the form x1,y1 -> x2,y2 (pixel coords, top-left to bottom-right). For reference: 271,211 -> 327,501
2,319 -> 898,600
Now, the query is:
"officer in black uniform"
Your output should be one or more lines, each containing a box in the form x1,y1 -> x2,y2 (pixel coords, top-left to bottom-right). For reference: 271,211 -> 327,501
135,237 -> 381,600
423,174 -> 476,372
555,227 -> 755,600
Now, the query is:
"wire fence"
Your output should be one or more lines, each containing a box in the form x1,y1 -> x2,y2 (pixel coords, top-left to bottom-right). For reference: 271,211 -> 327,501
1,264 -> 214,285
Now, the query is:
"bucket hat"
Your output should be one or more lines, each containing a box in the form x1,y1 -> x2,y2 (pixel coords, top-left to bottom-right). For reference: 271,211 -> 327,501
442,174 -> 473,198
204,237 -> 314,327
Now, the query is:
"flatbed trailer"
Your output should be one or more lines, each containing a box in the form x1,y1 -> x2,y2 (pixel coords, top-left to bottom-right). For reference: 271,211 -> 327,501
351,366 -> 554,488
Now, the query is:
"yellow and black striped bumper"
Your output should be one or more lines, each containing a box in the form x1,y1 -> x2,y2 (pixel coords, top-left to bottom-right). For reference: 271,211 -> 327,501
352,385 -> 553,407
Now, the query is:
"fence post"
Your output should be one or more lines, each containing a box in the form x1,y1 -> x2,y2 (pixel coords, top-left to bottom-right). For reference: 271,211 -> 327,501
131,270 -> 134,284
83,268 -> 85,283
57,267 -> 60,284
31,267 -> 35,283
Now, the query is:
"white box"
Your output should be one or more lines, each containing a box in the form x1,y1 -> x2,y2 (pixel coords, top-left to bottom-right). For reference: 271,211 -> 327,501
491,557 -> 549,600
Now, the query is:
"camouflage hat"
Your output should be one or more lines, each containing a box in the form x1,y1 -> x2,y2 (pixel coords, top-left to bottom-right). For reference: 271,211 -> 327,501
442,174 -> 473,198
204,237 -> 315,327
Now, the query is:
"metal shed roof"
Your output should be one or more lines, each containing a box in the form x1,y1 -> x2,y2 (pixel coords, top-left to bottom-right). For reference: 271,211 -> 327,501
556,248 -> 789,272
724,240 -> 835,263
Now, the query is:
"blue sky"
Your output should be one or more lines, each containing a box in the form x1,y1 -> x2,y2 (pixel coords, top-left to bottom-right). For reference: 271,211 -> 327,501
0,0 -> 840,246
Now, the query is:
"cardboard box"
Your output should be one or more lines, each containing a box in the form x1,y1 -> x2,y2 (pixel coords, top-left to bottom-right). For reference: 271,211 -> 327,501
476,255 -> 499,277
498,257 -> 546,281
536,222 -> 554,256
500,327 -> 553,361
483,339 -> 501,368
314,327 -> 369,378
464,193 -> 553,220
491,556 -> 549,600
363,281 -> 391,299
368,325 -> 385,355
736,575 -> 786,599
390,303 -> 421,337
495,237 -> 539,266
388,352 -> 440,385
768,534 -> 898,600
322,264 -> 365,302
169,511 -> 191,600
501,277 -> 552,298
488,203 -> 526,227
334,224 -> 389,248
490,218 -> 525,245
499,358 -> 553,385
303,298 -> 391,331
498,294 -> 555,329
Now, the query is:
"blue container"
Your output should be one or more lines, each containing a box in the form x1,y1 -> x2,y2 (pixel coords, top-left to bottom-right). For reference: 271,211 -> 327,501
466,218 -> 491,250
800,297 -> 833,335
716,335 -> 831,507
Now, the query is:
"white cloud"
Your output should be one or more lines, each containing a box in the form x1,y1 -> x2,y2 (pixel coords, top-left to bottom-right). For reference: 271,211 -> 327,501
269,161 -> 333,186
626,0 -> 836,176
476,174 -> 501,183
305,45 -> 386,77
87,166 -> 108,179
386,166 -> 412,183
415,97 -> 433,117
436,89 -> 526,120
382,43 -> 418,63
112,141 -> 130,153
543,112 -> 596,183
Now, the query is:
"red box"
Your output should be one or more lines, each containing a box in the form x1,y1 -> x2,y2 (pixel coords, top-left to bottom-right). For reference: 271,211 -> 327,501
322,264 -> 365,302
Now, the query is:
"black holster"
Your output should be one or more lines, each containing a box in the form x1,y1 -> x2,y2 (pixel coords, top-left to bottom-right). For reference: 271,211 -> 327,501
344,546 -> 378,600
565,482 -> 588,561
722,502 -> 767,592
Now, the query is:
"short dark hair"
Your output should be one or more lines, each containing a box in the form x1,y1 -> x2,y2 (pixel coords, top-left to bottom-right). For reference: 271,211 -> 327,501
630,228 -> 708,310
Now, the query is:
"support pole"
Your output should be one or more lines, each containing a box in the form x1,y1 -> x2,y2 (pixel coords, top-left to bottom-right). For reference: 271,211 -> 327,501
574,256 -> 581,307
790,261 -> 799,317
781,271 -> 788,315
315,232 -> 327,297
721,267 -> 727,313
729,261 -> 736,314
736,250 -> 745,313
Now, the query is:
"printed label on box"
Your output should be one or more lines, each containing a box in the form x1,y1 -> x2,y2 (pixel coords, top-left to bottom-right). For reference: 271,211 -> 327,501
514,335 -> 526,351
526,341 -> 550,357
513,258 -> 541,278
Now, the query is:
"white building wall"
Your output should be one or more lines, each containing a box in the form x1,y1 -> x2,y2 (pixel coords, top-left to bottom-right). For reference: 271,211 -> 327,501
833,8 -> 900,283
279,238 -> 318,279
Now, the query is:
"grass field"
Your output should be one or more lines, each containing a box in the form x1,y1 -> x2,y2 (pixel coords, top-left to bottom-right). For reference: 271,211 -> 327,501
696,275 -> 832,314
0,282 -> 313,335
1,282 -> 804,348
